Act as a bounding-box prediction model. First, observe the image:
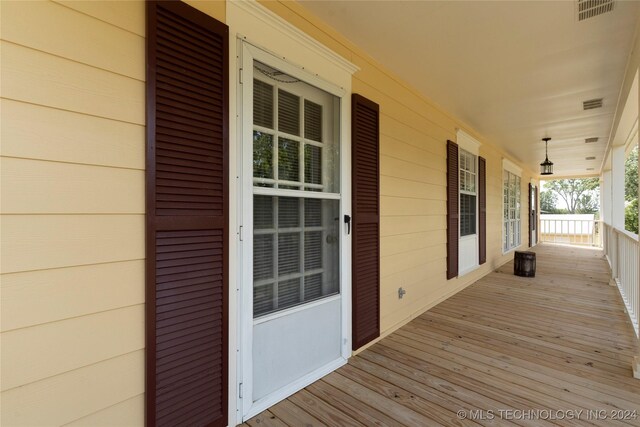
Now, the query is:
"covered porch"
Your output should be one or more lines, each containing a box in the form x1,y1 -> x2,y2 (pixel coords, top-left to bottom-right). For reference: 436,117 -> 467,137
245,243 -> 640,426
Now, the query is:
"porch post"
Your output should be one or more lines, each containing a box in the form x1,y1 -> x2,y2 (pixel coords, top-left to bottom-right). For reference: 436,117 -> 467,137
634,145 -> 640,378
611,146 -> 625,231
633,76 -> 640,380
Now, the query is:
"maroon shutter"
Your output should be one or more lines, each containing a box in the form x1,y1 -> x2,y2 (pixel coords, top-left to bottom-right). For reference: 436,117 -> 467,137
352,94 -> 380,350
478,156 -> 486,265
529,183 -> 533,247
146,2 -> 228,426
446,140 -> 459,279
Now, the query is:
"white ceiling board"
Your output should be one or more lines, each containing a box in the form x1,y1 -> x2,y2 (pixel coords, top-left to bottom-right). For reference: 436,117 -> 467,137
300,0 -> 640,177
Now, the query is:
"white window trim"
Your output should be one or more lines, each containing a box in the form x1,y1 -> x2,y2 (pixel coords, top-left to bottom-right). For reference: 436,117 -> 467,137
457,141 -> 480,276
502,158 -> 522,255
228,2 -> 358,424
456,129 -> 481,156
459,149 -> 478,237
232,1 -> 359,76
502,157 -> 522,176
502,169 -> 522,254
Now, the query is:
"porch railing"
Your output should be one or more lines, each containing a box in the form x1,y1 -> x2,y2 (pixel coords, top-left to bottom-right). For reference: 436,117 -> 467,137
604,222 -> 639,337
540,218 -> 601,246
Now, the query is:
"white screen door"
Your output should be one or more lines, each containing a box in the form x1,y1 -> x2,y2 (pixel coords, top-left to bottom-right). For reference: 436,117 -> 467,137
239,43 -> 347,419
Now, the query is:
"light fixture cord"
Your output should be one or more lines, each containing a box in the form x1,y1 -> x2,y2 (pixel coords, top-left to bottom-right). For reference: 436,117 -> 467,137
545,140 -> 549,160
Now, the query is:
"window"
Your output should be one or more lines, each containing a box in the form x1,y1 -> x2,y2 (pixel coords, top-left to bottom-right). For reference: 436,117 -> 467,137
503,170 -> 521,252
252,61 -> 340,317
459,149 -> 477,237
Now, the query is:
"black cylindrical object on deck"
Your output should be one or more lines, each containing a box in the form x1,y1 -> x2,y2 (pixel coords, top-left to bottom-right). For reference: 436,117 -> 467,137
514,251 -> 536,277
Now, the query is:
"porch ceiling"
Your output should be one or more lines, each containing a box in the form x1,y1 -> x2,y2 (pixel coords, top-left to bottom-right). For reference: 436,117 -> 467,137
300,0 -> 640,177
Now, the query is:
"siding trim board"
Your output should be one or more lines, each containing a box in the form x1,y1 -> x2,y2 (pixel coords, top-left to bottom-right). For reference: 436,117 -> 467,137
146,2 -> 229,426
446,140 -> 459,279
351,93 -> 381,350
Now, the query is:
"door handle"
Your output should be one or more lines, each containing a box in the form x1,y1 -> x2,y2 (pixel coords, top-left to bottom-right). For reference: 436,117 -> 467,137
344,215 -> 351,235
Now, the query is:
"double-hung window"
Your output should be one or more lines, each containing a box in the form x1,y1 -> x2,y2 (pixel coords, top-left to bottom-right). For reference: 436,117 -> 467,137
503,169 -> 521,252
459,149 -> 477,237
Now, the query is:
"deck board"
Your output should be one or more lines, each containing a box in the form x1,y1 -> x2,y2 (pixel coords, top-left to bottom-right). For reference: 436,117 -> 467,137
243,244 -> 640,426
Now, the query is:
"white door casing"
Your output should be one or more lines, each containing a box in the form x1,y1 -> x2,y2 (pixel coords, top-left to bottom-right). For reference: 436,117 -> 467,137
227,2 -> 358,423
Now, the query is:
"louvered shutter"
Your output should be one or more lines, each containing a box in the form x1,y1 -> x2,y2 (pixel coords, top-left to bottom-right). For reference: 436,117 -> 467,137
478,156 -> 486,265
352,94 -> 380,350
146,2 -> 228,426
446,140 -> 459,279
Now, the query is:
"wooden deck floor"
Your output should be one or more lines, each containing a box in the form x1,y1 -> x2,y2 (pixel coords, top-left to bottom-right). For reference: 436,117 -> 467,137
242,244 -> 640,427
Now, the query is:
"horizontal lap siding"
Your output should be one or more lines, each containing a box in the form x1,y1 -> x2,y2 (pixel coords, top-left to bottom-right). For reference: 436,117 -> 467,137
0,1 -> 223,425
260,0 -> 535,343
0,0 -> 536,424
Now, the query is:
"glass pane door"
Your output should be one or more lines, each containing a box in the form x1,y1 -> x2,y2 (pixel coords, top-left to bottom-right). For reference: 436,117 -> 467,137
251,61 -> 341,318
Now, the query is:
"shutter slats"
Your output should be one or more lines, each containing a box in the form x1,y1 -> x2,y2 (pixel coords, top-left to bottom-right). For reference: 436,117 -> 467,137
156,341 -> 220,370
157,64 -> 223,96
157,101 -> 223,127
478,156 -> 486,265
156,5 -> 221,40
352,94 -> 380,351
157,82 -> 224,113
147,2 -> 228,426
446,140 -> 459,279
158,126 -> 223,146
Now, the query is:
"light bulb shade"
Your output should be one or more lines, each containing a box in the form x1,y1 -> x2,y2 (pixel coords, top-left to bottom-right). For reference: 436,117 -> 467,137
540,157 -> 553,175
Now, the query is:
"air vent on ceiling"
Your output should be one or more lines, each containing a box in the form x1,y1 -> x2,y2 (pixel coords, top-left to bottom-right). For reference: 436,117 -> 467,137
585,156 -> 596,160
577,0 -> 614,21
583,98 -> 603,110
585,137 -> 599,143
586,168 -> 595,171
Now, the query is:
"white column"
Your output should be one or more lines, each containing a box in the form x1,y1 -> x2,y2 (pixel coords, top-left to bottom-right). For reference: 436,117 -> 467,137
635,138 -> 640,376
601,171 -> 612,225
611,146 -> 626,230
633,70 -> 640,380
635,134 -> 640,380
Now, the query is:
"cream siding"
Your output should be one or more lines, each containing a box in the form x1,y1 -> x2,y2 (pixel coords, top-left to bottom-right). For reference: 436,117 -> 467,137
0,1 -> 147,425
259,1 -> 535,340
1,0 -> 535,425
0,0 -> 227,423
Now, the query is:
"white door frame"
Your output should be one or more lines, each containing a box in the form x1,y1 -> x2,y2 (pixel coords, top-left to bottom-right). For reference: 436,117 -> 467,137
531,180 -> 538,246
457,130 -> 481,276
236,40 -> 353,421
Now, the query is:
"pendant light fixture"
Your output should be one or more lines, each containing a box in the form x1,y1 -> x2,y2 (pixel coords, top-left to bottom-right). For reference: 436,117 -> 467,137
540,137 -> 554,175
